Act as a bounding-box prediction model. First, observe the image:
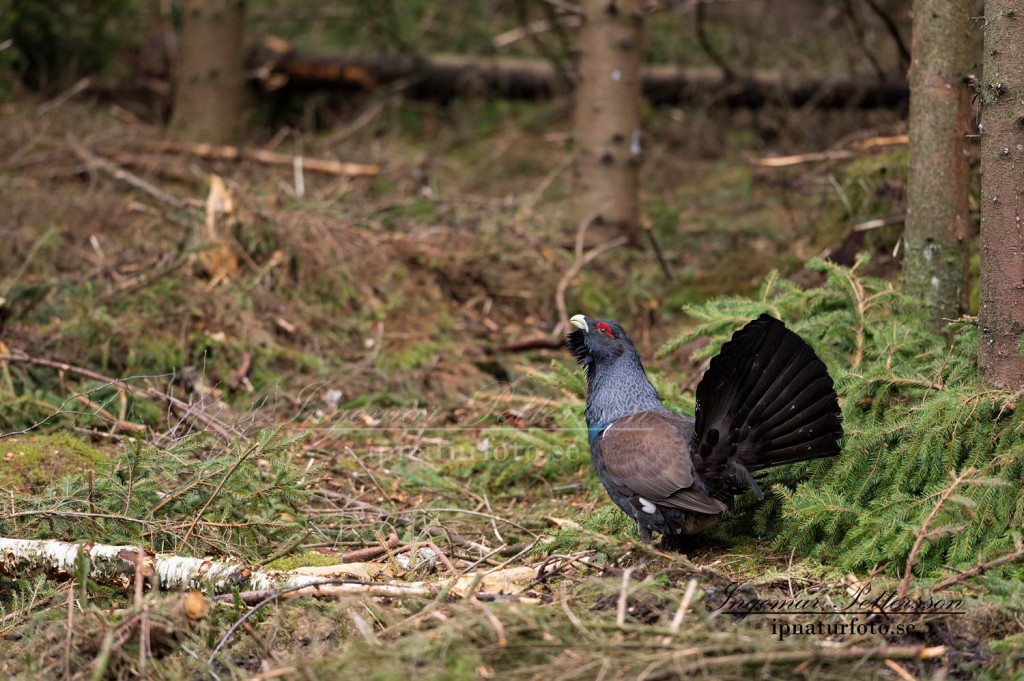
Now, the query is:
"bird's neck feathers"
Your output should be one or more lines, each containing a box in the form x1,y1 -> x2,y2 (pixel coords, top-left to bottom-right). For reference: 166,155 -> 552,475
584,349 -> 665,426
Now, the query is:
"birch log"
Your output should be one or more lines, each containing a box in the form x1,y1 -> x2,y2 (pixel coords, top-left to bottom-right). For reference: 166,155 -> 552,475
0,537 -> 538,598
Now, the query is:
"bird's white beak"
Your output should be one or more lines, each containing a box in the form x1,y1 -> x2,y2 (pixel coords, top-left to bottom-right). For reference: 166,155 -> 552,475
569,315 -> 589,332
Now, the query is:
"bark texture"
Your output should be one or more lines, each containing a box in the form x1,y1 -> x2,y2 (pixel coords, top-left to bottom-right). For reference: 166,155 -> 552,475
572,0 -> 644,245
902,0 -> 970,327
170,0 -> 247,144
979,3 -> 1024,390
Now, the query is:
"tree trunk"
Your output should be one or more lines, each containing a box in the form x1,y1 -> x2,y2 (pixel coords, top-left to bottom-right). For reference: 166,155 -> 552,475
901,0 -> 970,328
572,0 -> 644,246
978,2 -> 1024,390
170,0 -> 247,144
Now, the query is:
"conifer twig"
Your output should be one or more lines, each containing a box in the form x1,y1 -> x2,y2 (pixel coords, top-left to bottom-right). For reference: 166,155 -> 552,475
932,542 -> 1024,592
180,440 -> 259,546
899,468 -> 974,597
475,599 -> 508,647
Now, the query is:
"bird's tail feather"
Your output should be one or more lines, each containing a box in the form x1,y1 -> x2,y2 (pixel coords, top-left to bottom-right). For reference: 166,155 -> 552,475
692,315 -> 842,492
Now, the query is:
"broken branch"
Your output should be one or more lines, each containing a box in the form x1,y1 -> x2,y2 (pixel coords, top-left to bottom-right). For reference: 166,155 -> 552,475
143,140 -> 379,177
66,134 -> 188,210
0,351 -> 237,439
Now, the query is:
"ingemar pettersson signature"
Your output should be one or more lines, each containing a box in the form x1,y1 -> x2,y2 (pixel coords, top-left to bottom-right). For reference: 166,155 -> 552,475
706,580 -> 966,621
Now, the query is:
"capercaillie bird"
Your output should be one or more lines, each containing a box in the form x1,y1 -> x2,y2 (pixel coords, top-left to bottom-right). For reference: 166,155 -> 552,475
566,314 -> 842,543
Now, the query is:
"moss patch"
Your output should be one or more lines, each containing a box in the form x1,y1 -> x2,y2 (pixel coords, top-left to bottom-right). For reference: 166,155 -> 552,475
0,433 -> 106,492
264,551 -> 348,571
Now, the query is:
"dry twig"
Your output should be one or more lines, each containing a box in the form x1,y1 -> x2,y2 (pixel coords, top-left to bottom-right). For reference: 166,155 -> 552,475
674,645 -> 946,674
133,546 -> 150,677
338,533 -> 401,563
0,351 -> 236,439
616,567 -> 634,629
143,140 -> 379,177
554,210 -> 627,336
883,658 -> 918,681
66,135 -> 188,210
71,393 -> 146,434
752,134 -> 908,168
899,468 -> 975,597
666,578 -> 699,640
501,211 -> 626,350
208,575 -> 541,664
63,584 -> 74,679
932,538 -> 1024,592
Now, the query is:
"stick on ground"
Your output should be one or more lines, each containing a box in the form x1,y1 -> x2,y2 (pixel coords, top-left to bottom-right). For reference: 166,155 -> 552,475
143,140 -> 379,177
0,351 -> 236,440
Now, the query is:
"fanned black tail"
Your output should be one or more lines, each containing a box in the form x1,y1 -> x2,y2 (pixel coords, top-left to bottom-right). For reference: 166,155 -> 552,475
691,314 -> 842,498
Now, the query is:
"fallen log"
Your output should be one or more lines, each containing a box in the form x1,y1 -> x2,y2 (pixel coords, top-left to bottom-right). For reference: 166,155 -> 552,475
253,49 -> 909,109
0,536 -> 539,600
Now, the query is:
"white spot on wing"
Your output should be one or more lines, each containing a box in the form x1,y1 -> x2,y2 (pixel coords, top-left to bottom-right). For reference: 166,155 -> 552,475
638,497 -> 657,514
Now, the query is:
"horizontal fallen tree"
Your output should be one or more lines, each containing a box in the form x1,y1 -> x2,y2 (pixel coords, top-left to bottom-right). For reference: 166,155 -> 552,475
252,47 -> 909,110
0,537 -> 541,601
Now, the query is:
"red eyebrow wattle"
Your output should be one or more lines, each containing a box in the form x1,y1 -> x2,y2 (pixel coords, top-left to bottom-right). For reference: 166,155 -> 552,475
596,322 -> 614,338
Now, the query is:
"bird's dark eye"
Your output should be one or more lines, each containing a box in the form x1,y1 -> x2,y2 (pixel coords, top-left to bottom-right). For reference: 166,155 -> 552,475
596,322 -> 615,339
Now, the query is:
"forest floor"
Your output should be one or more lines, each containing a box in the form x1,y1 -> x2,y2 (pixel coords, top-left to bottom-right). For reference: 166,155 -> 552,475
0,92 -> 1011,680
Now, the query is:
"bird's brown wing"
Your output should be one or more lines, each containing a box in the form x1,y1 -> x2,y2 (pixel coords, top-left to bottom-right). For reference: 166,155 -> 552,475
593,410 -> 727,515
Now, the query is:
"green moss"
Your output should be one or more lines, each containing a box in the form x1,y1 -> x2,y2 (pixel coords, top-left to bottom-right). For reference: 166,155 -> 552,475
0,433 -> 106,492
264,551 -> 347,571
842,147 -> 908,179
969,249 -> 981,314
378,342 -> 444,371
380,198 -> 444,224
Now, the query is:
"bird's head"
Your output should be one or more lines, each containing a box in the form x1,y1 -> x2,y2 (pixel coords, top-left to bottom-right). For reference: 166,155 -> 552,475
566,314 -> 633,371
566,314 -> 662,420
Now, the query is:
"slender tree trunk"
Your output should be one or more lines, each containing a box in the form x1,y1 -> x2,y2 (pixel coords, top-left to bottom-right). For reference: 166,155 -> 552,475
572,0 -> 644,246
902,0 -> 970,327
979,2 -> 1024,390
170,0 -> 247,143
